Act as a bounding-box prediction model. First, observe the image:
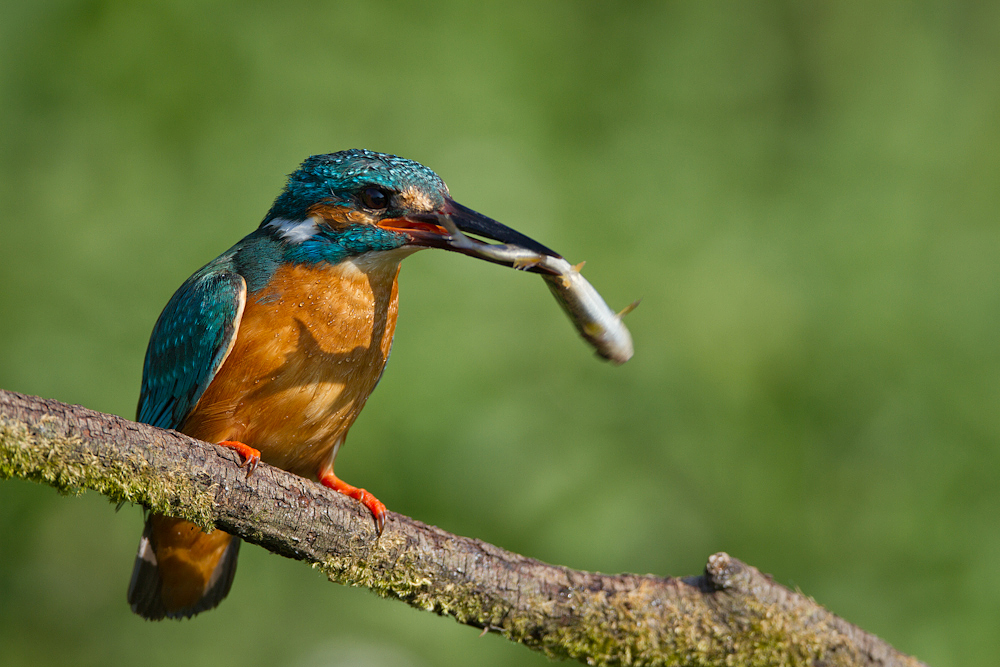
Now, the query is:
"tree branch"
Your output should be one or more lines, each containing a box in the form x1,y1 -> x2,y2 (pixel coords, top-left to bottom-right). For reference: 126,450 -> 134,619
0,388 -> 924,667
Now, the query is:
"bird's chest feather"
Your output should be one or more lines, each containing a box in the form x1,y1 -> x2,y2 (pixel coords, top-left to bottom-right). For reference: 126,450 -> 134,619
182,257 -> 402,477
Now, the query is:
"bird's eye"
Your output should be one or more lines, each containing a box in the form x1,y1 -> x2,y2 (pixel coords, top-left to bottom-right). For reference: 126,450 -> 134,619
360,187 -> 390,210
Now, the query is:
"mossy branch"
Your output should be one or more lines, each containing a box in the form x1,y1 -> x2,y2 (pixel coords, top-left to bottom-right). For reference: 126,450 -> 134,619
0,388 -> 924,667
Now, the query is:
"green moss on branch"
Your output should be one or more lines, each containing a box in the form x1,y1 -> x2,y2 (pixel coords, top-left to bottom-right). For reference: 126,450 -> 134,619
0,416 -> 216,529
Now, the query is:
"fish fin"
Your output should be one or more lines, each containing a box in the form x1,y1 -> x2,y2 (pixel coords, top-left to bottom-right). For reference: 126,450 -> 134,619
512,257 -> 542,271
618,299 -> 641,318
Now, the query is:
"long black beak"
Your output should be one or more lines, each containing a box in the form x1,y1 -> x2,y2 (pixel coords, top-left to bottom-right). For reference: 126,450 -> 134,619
379,197 -> 562,274
440,199 -> 560,258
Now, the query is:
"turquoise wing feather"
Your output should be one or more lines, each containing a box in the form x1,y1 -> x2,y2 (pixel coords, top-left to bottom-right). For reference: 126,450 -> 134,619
137,261 -> 247,430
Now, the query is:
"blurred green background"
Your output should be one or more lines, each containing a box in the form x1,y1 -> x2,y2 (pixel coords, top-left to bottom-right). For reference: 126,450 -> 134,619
1,1 -> 998,665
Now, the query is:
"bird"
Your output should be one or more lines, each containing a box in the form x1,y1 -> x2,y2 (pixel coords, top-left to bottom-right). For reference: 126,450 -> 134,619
126,149 -> 560,620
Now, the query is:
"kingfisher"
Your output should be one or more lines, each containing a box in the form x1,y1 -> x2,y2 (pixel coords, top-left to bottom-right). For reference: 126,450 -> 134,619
126,149 -> 561,620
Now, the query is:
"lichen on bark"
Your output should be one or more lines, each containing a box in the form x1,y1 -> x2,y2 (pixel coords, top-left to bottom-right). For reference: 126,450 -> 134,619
0,415 -> 216,530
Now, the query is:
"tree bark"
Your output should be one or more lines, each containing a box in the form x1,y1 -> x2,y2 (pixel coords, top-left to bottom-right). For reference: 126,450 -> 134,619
0,388 -> 925,667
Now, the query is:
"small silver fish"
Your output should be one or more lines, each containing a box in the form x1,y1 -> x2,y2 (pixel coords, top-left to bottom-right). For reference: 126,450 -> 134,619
439,216 -> 636,364
540,260 -> 636,365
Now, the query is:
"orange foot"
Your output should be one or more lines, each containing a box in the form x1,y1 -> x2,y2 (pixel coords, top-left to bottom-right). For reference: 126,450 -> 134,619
319,471 -> 386,536
218,440 -> 261,476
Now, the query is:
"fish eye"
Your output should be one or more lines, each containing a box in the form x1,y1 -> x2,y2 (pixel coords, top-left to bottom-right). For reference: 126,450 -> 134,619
360,187 -> 390,210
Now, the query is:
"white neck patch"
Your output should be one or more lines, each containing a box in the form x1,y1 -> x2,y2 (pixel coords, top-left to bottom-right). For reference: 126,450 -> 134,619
266,216 -> 319,244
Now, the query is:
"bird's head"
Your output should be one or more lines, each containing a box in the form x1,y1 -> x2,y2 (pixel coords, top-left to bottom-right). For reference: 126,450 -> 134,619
260,149 -> 559,270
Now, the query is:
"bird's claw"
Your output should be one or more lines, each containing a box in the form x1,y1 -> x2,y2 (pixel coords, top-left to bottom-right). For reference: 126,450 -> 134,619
218,440 -> 261,476
319,471 -> 387,536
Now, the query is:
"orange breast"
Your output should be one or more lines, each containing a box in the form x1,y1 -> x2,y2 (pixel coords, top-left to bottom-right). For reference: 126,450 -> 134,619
181,257 -> 402,478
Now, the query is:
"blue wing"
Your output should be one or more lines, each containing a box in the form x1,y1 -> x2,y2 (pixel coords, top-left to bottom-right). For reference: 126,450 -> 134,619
137,261 -> 247,430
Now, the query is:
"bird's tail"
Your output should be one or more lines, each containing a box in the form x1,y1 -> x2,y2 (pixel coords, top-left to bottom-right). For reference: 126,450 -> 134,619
127,514 -> 240,620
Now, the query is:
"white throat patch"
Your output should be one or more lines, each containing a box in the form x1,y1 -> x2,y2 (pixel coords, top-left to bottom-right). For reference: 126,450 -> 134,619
266,216 -> 319,244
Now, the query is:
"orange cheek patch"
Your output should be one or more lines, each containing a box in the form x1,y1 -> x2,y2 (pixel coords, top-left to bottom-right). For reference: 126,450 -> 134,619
307,203 -> 372,228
